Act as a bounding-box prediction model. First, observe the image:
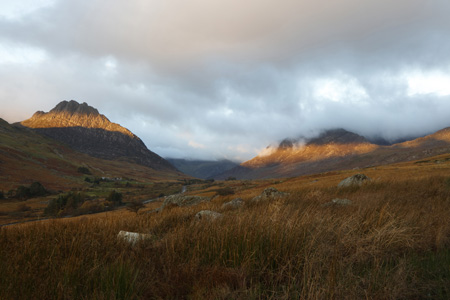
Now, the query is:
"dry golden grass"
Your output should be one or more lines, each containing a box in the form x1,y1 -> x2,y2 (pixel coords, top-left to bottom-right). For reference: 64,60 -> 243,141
1,158 -> 450,299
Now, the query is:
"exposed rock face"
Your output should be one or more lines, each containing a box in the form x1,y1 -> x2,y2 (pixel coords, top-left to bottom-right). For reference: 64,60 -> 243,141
338,174 -> 370,188
252,187 -> 288,202
20,100 -> 175,171
195,210 -> 223,221
221,198 -> 244,209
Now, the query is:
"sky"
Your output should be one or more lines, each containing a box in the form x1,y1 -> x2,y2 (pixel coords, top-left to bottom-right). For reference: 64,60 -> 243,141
1,0 -> 450,161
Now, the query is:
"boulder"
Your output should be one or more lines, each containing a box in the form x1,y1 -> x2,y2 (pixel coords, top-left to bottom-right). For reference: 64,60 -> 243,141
251,187 -> 288,202
323,198 -> 352,207
161,194 -> 210,209
338,174 -> 370,188
195,210 -> 223,221
221,198 -> 244,210
117,230 -> 152,246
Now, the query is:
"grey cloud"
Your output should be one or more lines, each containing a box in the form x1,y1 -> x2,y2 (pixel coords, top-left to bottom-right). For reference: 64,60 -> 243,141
1,0 -> 450,161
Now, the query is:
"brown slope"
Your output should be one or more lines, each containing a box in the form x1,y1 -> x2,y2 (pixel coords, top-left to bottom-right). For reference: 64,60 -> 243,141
20,100 -> 176,172
219,128 -> 450,180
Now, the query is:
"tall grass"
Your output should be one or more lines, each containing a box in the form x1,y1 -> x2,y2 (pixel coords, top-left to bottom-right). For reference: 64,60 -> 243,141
1,175 -> 450,299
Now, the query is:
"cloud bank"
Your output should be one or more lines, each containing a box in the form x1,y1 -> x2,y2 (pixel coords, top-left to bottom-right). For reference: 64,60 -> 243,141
1,0 -> 450,161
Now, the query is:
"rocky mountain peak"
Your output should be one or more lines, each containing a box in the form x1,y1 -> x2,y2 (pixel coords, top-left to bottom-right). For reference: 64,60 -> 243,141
21,100 -> 134,137
278,138 -> 295,150
307,128 -> 369,145
51,100 -> 100,116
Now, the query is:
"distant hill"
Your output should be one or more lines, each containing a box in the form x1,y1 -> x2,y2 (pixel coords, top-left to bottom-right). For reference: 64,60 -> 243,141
217,128 -> 450,179
167,158 -> 238,179
20,100 -> 175,172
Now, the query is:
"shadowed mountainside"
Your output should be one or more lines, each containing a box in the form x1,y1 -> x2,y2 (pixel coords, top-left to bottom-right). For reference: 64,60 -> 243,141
167,158 -> 238,179
20,100 -> 175,171
218,128 -> 450,179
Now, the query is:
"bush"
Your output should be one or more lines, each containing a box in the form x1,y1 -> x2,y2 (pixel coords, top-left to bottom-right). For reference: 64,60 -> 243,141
29,182 -> 48,197
77,167 -> 92,175
15,182 -> 48,200
126,200 -> 144,215
44,192 -> 86,217
107,191 -> 123,206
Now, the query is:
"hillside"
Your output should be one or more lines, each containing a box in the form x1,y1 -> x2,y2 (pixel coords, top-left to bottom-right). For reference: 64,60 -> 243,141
2,152 -> 450,299
20,100 -> 175,171
167,158 -> 238,179
0,117 -> 184,192
219,128 -> 450,179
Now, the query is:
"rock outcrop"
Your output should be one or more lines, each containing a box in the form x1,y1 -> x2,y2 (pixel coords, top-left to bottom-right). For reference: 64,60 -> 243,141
161,194 -> 211,209
221,198 -> 244,209
117,230 -> 153,246
338,174 -> 370,188
323,198 -> 352,207
251,187 -> 288,202
195,210 -> 223,221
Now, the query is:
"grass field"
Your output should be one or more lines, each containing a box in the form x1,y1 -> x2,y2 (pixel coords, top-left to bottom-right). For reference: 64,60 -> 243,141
1,155 -> 450,299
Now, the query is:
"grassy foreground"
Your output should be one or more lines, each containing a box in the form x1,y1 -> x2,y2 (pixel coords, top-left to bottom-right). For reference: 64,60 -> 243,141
1,169 -> 450,299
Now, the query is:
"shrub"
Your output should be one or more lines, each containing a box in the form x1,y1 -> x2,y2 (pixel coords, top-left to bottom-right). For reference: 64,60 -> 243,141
15,185 -> 31,200
14,182 -> 48,200
44,192 -> 86,217
126,200 -> 144,215
77,167 -> 92,175
29,182 -> 48,197
107,190 -> 123,206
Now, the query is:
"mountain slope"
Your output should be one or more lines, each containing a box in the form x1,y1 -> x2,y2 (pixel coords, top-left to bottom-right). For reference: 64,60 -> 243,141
0,118 -> 184,191
167,158 -> 238,179
218,128 -> 450,179
20,100 -> 175,171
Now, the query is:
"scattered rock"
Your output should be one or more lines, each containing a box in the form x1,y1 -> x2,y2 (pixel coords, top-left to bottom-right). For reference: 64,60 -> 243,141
338,174 -> 370,188
251,187 -> 288,202
161,194 -> 210,209
195,210 -> 223,221
221,198 -> 244,210
117,230 -> 152,246
332,198 -> 352,206
323,198 -> 352,207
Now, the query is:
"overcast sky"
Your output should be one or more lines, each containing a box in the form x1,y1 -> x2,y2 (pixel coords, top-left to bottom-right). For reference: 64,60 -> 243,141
1,0 -> 450,161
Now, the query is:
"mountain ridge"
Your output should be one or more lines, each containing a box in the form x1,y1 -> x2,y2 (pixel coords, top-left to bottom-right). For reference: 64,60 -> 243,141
217,127 -> 450,179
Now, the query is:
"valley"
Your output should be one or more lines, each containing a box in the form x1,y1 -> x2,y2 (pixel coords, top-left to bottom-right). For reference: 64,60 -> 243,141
1,101 -> 450,299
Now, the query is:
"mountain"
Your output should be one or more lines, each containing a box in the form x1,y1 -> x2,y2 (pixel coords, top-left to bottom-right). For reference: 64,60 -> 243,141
20,100 -> 175,171
0,117 -> 184,191
218,128 -> 450,179
166,158 -> 238,179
